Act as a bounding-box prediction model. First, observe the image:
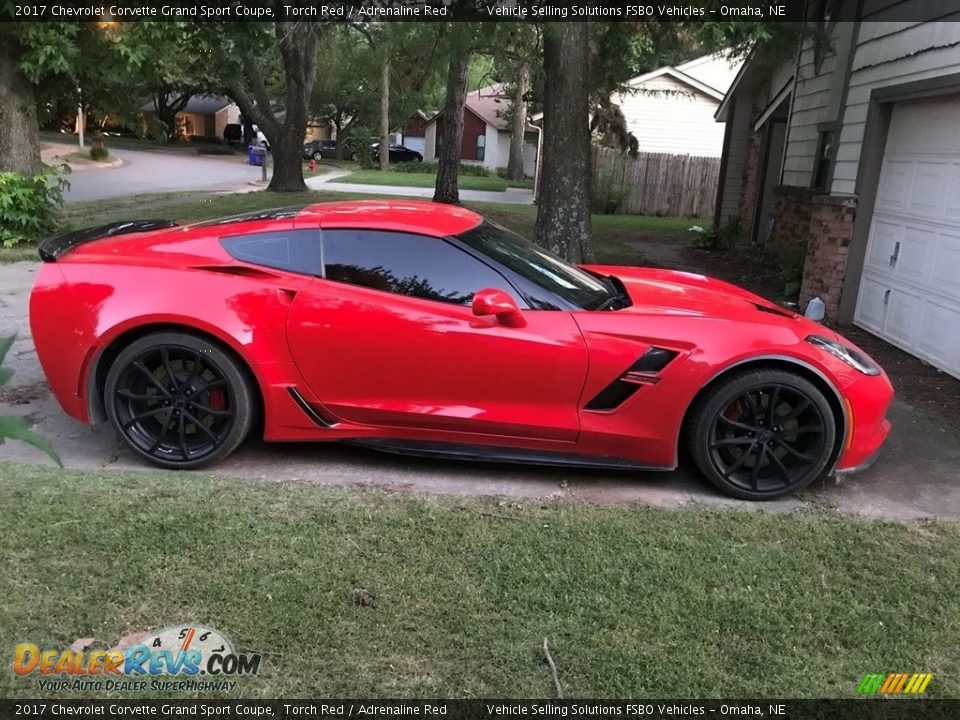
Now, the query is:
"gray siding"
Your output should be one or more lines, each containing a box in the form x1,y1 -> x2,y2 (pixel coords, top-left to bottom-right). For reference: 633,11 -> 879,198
781,21 -> 857,187
832,16 -> 960,194
718,94 -> 750,222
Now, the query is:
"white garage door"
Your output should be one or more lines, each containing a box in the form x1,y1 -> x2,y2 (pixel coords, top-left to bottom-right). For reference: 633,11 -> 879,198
855,96 -> 960,381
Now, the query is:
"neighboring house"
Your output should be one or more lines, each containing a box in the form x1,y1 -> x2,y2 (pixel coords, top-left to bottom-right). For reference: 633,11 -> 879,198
397,110 -> 433,157
715,6 -> 960,380
141,94 -> 240,139
423,84 -> 540,177
611,53 -> 743,157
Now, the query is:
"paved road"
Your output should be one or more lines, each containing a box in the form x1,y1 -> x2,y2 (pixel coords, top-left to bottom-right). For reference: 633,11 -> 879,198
2,260 -> 956,519
62,148 -> 266,203
306,172 -> 536,204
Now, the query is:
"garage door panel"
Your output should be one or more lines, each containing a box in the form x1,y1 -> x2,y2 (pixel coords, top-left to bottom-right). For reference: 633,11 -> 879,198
855,275 -> 889,332
932,232 -> 960,296
918,301 -> 960,369
876,161 -> 911,212
908,162 -> 948,216
856,96 -> 960,382
947,165 -> 960,219
898,226 -> 931,281
885,289 -> 923,347
864,220 -> 900,271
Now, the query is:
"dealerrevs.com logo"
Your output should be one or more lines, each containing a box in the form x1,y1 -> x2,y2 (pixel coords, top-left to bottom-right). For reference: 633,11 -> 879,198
14,625 -> 261,693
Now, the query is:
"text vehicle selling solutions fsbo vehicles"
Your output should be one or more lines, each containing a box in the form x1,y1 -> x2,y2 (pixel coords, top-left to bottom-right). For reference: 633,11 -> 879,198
29,201 -> 892,500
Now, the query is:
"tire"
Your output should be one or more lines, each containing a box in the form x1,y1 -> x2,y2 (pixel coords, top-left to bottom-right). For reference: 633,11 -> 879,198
312,151 -> 323,161
104,332 -> 256,469
686,368 -> 836,500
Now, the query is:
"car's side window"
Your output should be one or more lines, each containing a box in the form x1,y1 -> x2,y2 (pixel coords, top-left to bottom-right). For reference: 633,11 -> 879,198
322,229 -> 519,306
220,230 -> 322,276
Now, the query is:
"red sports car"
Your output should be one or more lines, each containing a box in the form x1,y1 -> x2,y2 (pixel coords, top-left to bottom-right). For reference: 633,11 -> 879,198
29,200 -> 893,500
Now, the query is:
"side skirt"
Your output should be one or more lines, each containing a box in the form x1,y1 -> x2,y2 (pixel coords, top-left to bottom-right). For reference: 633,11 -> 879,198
346,438 -> 674,473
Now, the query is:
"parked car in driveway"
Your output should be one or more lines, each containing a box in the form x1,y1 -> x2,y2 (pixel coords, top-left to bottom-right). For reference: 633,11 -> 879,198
303,139 -> 355,161
372,143 -> 423,163
29,200 -> 893,500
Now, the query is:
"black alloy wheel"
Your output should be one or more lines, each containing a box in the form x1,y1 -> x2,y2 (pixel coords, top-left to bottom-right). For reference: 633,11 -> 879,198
688,369 -> 836,500
105,332 -> 255,469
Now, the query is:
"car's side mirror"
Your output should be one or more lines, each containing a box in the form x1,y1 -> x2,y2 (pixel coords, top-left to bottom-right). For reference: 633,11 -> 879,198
472,288 -> 526,328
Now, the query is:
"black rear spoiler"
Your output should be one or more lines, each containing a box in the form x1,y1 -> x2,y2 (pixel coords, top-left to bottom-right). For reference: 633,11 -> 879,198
38,220 -> 179,262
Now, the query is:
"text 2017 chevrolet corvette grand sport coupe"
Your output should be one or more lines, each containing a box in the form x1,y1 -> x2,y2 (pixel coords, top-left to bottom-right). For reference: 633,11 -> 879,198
30,200 -> 893,500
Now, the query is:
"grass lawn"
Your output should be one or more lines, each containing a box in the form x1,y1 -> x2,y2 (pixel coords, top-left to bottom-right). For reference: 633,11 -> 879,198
1,461 -> 958,698
1,189 -> 703,266
338,170 -> 535,192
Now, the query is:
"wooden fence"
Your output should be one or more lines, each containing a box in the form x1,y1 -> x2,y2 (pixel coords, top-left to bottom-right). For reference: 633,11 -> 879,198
591,146 -> 720,218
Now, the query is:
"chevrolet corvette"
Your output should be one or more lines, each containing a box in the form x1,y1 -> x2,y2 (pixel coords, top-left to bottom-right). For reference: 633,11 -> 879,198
29,200 -> 893,500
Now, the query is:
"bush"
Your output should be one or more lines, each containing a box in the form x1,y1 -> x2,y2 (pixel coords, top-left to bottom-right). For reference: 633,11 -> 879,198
89,146 -> 109,161
0,168 -> 69,248
346,127 -> 375,169
591,162 -> 628,214
695,216 -> 743,252
0,335 -> 61,466
392,161 -> 437,174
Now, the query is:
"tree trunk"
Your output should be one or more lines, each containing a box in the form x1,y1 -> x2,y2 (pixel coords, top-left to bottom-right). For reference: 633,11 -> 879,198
433,43 -> 469,205
241,114 -> 254,147
0,26 -> 42,174
506,62 -> 530,182
268,126 -> 307,192
379,59 -> 390,172
533,23 -> 594,263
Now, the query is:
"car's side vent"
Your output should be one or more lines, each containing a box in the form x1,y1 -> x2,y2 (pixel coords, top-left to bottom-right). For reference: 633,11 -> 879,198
584,347 -> 679,411
287,387 -> 338,428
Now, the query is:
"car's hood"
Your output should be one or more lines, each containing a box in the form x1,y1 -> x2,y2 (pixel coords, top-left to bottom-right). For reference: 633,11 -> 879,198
582,264 -> 811,325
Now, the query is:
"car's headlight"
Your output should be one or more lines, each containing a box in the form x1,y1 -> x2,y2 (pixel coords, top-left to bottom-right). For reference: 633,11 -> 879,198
806,335 -> 881,376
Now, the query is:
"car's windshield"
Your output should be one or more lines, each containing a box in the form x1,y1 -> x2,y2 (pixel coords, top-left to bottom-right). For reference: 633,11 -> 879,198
456,221 -> 613,310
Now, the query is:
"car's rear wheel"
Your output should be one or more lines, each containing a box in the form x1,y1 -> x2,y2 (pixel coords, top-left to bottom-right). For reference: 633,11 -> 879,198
105,332 -> 255,469
687,369 -> 836,500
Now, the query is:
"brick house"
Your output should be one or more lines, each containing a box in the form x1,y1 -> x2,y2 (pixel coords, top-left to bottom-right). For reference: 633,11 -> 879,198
715,6 -> 960,381
423,84 -> 540,176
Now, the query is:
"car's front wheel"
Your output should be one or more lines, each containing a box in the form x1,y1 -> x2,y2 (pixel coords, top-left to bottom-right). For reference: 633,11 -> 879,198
104,332 -> 256,469
687,368 -> 836,500
312,151 -> 323,161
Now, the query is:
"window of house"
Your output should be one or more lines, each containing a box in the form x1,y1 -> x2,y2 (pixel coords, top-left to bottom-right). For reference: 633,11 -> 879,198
220,230 -> 322,275
322,229 -> 516,306
476,134 -> 486,162
812,129 -> 835,191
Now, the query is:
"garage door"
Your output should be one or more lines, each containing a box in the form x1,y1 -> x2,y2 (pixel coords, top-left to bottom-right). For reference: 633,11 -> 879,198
855,96 -> 960,381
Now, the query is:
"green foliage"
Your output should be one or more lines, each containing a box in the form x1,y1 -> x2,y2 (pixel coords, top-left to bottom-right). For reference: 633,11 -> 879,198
391,161 -> 494,177
89,146 -> 109,161
346,127 -> 375,170
696,215 -> 743,252
0,337 -> 61,466
0,169 -> 69,247
776,251 -> 806,302
591,160 -> 629,215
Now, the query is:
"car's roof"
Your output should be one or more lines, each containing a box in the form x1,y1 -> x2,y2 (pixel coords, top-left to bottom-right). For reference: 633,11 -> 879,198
297,200 -> 483,237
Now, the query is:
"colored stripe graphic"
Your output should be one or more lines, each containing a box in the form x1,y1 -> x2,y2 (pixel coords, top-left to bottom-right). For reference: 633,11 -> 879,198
858,672 -> 933,695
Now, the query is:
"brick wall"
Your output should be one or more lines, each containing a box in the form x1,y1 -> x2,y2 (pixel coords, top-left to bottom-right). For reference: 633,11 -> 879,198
799,194 -> 858,323
768,186 -> 817,260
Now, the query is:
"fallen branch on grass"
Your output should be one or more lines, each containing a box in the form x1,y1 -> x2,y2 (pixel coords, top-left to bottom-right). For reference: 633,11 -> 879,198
543,637 -> 563,698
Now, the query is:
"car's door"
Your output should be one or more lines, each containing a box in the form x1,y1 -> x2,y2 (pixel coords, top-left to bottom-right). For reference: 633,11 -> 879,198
285,228 -> 588,441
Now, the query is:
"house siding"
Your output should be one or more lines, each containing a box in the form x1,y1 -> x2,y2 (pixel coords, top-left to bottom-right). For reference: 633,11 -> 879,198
832,18 -> 960,194
717,95 -> 751,223
614,76 -> 726,157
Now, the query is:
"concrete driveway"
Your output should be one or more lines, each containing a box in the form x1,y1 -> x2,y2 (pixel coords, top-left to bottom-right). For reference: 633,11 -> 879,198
60,148 -> 265,202
2,260 -> 956,520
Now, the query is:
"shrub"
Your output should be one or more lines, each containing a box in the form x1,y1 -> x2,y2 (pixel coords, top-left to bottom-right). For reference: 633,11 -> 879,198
346,127 -> 375,169
695,216 -> 743,252
0,168 -> 69,248
90,146 -> 109,161
392,161 -> 437,174
0,336 -> 61,466
591,162 -> 628,214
